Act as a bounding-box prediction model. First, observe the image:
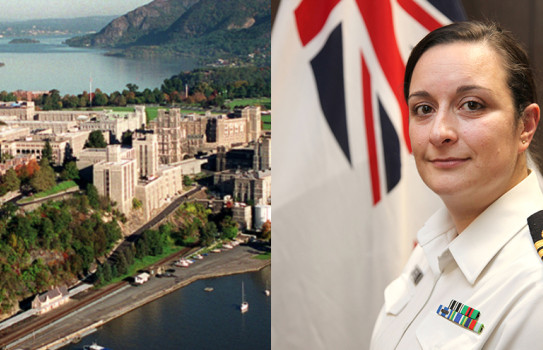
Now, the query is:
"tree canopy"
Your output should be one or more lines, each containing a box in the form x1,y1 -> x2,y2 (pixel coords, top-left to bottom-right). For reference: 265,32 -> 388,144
85,130 -> 107,148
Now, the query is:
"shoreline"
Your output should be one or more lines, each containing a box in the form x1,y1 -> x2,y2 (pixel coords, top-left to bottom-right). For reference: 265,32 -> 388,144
8,245 -> 270,350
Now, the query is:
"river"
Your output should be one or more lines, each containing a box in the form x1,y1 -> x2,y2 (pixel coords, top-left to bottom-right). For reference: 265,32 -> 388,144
60,266 -> 271,350
0,35 -> 195,95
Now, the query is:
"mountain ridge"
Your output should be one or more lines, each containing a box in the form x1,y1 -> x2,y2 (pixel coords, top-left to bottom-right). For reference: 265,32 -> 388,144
65,0 -> 270,64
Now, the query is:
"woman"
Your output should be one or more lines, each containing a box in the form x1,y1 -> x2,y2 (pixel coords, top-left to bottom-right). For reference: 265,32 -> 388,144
370,21 -> 543,349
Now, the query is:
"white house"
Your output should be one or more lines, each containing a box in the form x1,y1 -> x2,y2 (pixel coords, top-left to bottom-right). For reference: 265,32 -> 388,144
31,286 -> 69,314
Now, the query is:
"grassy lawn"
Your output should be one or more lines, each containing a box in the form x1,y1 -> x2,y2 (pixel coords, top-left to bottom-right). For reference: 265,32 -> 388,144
18,181 -> 78,204
226,97 -> 271,109
68,100 -> 271,122
261,114 -> 271,131
253,251 -> 271,260
107,244 -> 186,285
69,106 -> 136,112
146,106 -> 210,122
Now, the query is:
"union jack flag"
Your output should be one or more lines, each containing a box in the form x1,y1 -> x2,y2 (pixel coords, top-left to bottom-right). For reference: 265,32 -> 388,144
273,1 -> 465,348
295,0 -> 464,204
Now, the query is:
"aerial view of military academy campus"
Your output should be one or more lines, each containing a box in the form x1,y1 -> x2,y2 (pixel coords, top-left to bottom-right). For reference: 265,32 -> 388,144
0,97 -> 271,348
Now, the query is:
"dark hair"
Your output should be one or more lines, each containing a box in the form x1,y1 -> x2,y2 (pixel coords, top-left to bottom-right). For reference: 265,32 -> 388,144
404,21 -> 536,118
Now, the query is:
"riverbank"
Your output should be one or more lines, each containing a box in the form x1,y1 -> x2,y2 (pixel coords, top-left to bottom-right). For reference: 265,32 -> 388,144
5,244 -> 270,350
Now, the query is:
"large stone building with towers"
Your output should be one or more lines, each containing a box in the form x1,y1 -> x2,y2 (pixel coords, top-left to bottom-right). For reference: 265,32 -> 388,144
151,106 -> 263,163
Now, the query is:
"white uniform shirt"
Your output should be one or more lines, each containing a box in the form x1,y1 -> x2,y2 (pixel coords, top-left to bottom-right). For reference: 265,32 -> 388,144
370,172 -> 543,350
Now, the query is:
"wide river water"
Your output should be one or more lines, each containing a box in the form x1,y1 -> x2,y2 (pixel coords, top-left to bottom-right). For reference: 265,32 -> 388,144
0,35 -> 195,95
61,266 -> 271,350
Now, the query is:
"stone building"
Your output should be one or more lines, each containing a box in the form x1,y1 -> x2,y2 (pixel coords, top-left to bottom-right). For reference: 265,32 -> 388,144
79,110 -> 145,142
58,130 -> 92,159
214,169 -> 271,205
93,139 -> 185,220
93,145 -> 137,215
232,203 -> 252,231
253,132 -> 271,171
179,114 -> 209,156
1,135 -> 69,166
152,108 -> 184,164
152,106 -> 263,162
244,106 -> 262,143
37,106 -> 146,142
0,126 -> 31,143
135,164 -> 183,220
0,101 -> 35,120
234,169 -> 271,205
37,109 -> 105,122
2,120 -> 78,134
32,286 -> 69,315
133,132 -> 159,179
213,115 -> 245,146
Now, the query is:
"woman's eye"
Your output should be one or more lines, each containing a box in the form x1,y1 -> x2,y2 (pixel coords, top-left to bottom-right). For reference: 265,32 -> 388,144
462,100 -> 483,111
414,105 -> 433,115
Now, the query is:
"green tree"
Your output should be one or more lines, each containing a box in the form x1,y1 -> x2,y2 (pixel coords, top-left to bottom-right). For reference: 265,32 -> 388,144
60,161 -> 79,181
43,90 -> 62,110
93,89 -> 108,106
220,215 -> 239,240
63,143 -> 75,165
201,221 -> 218,246
30,160 -> 56,192
126,83 -> 139,93
102,262 -> 113,282
86,183 -> 100,209
3,168 -> 20,192
261,220 -> 271,241
38,217 -> 56,249
132,198 -> 142,210
85,130 -> 107,148
183,175 -> 193,187
142,229 -> 165,256
0,151 -> 13,163
104,220 -> 122,247
41,140 -> 53,164
135,237 -> 149,258
115,252 -> 128,275
62,94 -> 79,109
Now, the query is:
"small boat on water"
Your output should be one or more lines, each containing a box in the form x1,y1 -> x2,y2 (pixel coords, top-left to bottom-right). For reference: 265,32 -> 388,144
83,343 -> 111,350
204,287 -> 214,292
240,282 -> 249,313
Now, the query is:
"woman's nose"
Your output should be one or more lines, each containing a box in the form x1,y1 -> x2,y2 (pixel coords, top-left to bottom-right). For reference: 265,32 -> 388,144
429,109 -> 458,146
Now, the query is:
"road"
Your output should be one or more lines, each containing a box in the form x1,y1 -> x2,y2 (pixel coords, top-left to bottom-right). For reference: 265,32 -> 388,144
4,243 -> 270,350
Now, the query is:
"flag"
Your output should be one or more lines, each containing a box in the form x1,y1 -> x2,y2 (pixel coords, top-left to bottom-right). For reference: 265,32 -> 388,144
272,1 -> 465,348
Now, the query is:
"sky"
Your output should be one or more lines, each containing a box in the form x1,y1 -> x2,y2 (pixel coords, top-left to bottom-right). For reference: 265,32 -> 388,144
0,0 -> 152,21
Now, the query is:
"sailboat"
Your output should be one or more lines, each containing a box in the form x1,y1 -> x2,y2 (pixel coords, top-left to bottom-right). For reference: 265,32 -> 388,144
264,280 -> 270,296
240,282 -> 249,313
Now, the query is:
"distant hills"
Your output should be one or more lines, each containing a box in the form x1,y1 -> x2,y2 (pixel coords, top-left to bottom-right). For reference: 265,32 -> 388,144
0,16 -> 118,36
65,0 -> 270,65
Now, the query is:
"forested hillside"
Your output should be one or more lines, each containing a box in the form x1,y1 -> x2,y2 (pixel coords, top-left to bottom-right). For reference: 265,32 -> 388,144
0,190 -> 122,316
66,0 -> 270,64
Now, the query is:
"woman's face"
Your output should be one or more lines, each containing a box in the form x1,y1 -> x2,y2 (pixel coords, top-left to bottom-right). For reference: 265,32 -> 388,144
408,42 -> 527,207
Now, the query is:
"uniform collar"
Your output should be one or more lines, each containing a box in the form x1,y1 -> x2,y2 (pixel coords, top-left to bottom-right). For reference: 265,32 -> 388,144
417,171 -> 543,284
417,207 -> 456,277
449,172 -> 543,284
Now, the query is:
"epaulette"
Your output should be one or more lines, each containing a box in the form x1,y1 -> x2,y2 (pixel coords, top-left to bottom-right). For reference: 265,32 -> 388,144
527,210 -> 543,259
